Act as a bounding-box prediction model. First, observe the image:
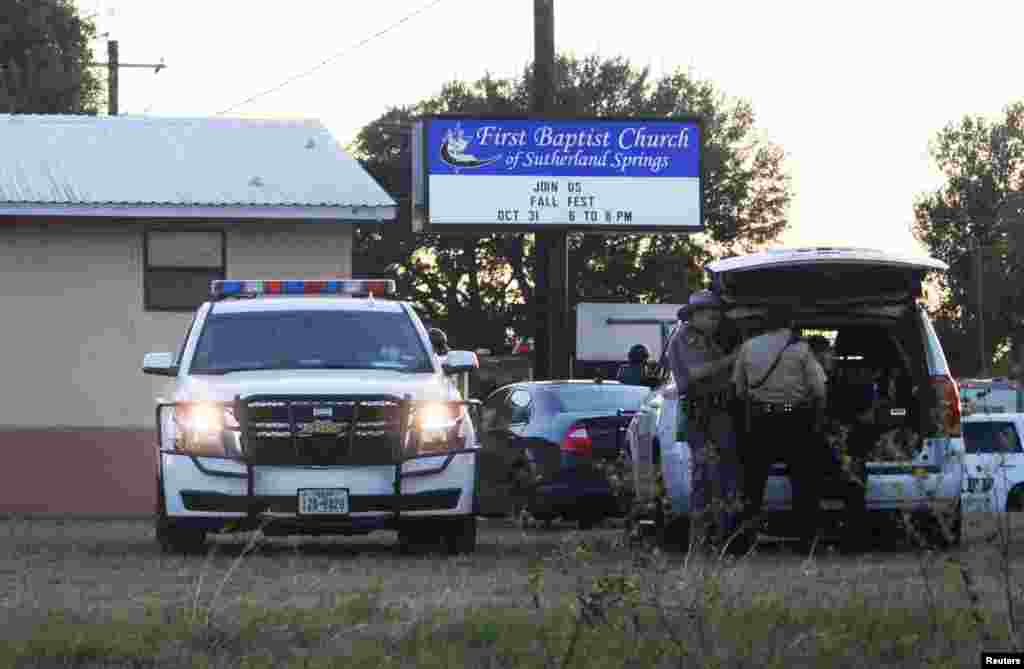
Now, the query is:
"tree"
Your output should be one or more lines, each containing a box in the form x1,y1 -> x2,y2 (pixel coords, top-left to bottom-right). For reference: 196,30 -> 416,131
352,55 -> 793,352
0,0 -> 103,114
912,102 -> 1024,377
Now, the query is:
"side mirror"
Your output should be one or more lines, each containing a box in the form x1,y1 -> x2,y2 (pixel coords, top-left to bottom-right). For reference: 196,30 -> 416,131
442,350 -> 479,375
143,352 -> 178,377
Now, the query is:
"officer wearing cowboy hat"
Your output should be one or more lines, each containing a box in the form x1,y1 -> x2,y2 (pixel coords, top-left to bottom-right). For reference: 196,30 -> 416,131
667,289 -> 743,552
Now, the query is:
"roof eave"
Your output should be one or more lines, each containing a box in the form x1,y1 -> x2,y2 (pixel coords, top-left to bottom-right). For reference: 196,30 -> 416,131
0,203 -> 398,222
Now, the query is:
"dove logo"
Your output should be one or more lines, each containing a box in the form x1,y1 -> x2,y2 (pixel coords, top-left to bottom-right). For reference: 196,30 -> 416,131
439,124 -> 502,172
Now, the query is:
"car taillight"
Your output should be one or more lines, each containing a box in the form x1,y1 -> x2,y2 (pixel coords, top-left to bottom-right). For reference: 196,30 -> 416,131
562,423 -> 593,456
932,375 -> 961,437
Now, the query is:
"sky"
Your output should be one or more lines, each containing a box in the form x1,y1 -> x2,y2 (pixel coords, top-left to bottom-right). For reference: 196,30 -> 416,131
80,0 -> 1023,257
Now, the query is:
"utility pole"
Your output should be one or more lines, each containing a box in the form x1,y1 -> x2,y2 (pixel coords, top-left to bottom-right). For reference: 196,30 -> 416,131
87,39 -> 167,115
975,236 -> 987,377
531,0 -> 569,380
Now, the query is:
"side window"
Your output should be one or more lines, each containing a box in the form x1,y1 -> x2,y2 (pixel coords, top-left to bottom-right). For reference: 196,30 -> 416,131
481,390 -> 510,432
508,389 -> 533,425
964,422 -> 1024,454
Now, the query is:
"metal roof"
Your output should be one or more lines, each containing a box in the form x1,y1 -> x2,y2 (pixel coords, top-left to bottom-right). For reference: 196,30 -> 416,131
0,114 -> 396,220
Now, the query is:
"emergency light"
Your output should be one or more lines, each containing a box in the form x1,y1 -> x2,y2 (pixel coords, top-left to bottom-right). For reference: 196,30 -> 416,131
211,279 -> 396,300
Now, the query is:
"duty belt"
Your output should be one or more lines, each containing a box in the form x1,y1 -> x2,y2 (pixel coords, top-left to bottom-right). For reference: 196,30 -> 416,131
748,400 -> 815,416
687,391 -> 732,412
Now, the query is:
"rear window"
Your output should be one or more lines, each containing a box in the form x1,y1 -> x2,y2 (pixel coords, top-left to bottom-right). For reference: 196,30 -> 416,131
963,421 -> 1023,454
548,385 -> 650,413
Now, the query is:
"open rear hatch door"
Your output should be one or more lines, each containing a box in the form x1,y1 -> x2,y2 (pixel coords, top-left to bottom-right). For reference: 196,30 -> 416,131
706,247 -> 948,309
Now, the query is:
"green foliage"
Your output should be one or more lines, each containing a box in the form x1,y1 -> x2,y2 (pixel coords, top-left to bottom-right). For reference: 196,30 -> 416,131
0,0 -> 103,114
912,101 -> 1024,376
352,55 -> 792,352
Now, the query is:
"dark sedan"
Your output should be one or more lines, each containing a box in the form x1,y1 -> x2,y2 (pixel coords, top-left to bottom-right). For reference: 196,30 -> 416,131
475,380 -> 652,529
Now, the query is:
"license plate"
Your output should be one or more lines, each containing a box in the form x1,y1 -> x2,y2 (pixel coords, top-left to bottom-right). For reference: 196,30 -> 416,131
962,495 -> 992,513
297,488 -> 349,515
821,499 -> 845,511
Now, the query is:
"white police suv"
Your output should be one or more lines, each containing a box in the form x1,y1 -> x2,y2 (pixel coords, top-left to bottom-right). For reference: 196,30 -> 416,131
142,279 -> 484,554
627,247 -> 966,549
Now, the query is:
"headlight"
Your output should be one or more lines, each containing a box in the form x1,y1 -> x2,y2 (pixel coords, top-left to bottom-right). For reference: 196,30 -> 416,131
173,403 -> 241,457
411,402 -> 466,455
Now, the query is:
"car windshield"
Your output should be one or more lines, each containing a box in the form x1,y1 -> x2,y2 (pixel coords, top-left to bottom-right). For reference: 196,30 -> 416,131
189,310 -> 434,374
963,421 -> 1023,454
549,384 -> 649,413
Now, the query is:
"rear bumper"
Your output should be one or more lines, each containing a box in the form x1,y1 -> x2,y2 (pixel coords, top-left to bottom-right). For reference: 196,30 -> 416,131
660,440 -> 963,516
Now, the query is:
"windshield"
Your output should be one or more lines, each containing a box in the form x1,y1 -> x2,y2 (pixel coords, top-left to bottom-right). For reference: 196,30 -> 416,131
189,310 -> 434,374
549,385 -> 650,413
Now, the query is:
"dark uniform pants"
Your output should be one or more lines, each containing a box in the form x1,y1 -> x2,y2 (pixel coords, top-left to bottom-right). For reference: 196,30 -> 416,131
741,408 -> 827,544
689,407 -> 742,545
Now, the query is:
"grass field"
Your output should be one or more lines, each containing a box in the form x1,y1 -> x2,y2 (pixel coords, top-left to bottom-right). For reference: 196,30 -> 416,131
2,514 -> 1024,667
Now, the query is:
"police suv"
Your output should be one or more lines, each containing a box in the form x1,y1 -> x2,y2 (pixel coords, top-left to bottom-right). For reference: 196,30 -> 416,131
626,247 -> 966,549
142,279 -> 483,554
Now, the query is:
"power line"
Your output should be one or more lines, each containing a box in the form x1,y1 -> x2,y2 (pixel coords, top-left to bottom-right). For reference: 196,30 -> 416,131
215,0 -> 446,115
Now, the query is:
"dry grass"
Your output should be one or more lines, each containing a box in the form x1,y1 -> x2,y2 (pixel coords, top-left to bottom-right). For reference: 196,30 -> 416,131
1,514 -> 1023,667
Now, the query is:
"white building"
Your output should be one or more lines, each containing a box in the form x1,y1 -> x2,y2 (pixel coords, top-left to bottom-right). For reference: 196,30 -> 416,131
0,114 -> 396,516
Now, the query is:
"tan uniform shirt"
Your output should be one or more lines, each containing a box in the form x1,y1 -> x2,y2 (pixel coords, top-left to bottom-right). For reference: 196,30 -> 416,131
733,329 -> 827,405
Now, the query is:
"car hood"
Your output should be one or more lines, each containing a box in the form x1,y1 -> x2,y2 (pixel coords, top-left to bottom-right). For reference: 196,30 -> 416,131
706,246 -> 948,308
175,369 -> 455,403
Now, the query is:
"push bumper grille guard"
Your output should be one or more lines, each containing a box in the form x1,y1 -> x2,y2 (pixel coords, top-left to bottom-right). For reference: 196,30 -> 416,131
155,395 -> 482,526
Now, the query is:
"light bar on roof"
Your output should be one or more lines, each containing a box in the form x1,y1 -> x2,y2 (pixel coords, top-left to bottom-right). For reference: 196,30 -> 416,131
211,279 -> 396,300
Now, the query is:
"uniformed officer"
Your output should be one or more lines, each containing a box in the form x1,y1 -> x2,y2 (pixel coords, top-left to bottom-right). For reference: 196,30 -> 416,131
428,328 -> 450,356
668,289 -> 743,551
733,306 -> 828,554
617,344 -> 651,386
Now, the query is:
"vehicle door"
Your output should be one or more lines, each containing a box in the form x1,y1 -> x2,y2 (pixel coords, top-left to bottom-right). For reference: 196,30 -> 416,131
962,417 -> 1024,512
475,387 -> 533,516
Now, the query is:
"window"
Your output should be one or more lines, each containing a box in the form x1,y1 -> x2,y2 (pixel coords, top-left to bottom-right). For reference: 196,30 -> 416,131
964,421 -> 1024,454
189,310 -> 433,374
508,389 -> 533,424
481,390 -> 511,432
549,385 -> 650,413
144,230 -> 225,312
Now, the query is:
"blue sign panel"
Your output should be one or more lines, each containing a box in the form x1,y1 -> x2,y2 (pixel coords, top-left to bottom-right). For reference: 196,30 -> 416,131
420,115 -> 703,232
426,118 -> 699,179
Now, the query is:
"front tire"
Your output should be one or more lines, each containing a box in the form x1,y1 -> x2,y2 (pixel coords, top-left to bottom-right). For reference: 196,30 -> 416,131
443,516 -> 478,555
906,503 -> 962,550
156,519 -> 208,555
155,477 -> 207,555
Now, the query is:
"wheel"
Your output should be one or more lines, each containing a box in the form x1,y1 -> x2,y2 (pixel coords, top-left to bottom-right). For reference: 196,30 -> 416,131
656,502 -> 692,553
155,477 -> 207,555
577,514 -> 603,531
155,478 -> 207,555
156,519 -> 208,555
396,523 -> 435,554
906,503 -> 962,550
443,516 -> 478,555
1007,487 -> 1024,512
